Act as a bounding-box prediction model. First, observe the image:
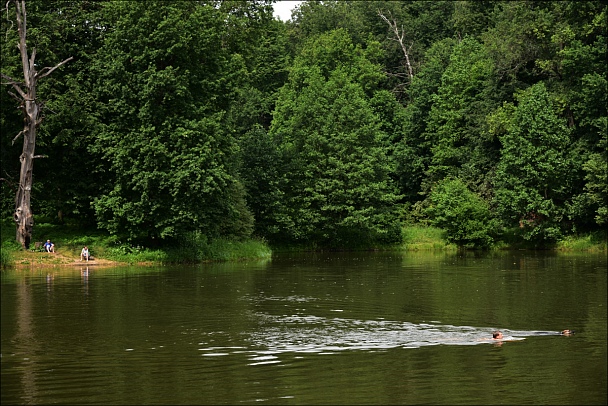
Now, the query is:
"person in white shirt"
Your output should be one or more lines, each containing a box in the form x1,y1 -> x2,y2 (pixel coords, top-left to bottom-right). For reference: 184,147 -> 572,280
80,246 -> 90,261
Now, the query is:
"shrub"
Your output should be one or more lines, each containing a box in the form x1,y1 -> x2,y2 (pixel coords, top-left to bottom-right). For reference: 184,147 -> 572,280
1,247 -> 12,268
425,178 -> 498,249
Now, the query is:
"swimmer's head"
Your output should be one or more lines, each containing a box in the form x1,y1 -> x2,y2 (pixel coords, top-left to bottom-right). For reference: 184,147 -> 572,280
492,331 -> 503,339
560,329 -> 574,336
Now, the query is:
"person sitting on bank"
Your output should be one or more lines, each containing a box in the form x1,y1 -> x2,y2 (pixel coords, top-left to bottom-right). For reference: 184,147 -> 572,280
43,239 -> 55,253
80,246 -> 90,261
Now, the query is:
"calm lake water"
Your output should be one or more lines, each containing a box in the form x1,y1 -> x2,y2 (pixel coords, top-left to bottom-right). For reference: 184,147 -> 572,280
1,251 -> 606,405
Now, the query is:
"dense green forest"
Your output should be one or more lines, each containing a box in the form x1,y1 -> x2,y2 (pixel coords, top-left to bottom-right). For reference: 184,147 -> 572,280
1,0 -> 606,250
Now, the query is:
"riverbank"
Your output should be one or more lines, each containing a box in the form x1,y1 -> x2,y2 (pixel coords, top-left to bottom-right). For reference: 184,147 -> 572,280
8,250 -> 125,268
2,223 -> 605,269
1,222 -> 273,269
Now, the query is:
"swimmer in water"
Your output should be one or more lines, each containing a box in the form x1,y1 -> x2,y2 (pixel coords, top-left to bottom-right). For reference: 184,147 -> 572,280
492,331 -> 503,339
560,329 -> 574,336
476,331 -> 504,342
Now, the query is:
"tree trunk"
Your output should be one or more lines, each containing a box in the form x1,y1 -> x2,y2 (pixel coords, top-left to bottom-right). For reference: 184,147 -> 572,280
14,93 -> 38,249
1,0 -> 72,249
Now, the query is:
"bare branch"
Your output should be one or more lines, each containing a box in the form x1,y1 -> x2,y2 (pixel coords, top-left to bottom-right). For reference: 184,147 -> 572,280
378,10 -> 414,82
11,130 -> 23,145
33,154 -> 48,159
3,0 -> 14,42
1,71 -> 18,83
28,45 -> 35,72
7,90 -> 23,104
1,72 -> 26,98
15,5 -> 32,91
36,56 -> 74,80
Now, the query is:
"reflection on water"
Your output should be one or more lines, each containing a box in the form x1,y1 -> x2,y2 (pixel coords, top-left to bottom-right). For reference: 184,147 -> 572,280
1,252 -> 605,405
15,280 -> 39,404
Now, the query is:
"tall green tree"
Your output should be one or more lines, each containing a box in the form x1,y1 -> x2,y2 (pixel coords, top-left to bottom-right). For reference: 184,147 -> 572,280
290,0 -> 370,49
482,1 -> 555,93
218,1 -> 287,133
394,38 -> 456,205
423,37 -> 499,196
226,15 -> 291,134
289,1 -> 455,99
451,0 -> 495,39
493,83 -> 573,244
33,0 -> 108,225
533,1 -> 607,230
239,126 -> 289,239
90,1 -> 252,242
270,29 -> 402,247
574,131 -> 607,227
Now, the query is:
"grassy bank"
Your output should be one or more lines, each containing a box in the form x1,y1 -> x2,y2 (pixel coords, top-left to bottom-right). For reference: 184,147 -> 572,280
0,242 -> 12,268
2,222 -> 605,269
1,223 -> 271,268
555,231 -> 607,252
401,225 -> 456,251
401,225 -> 607,253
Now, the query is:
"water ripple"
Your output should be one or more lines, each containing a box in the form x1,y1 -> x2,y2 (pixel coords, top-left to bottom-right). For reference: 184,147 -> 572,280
247,314 -> 532,353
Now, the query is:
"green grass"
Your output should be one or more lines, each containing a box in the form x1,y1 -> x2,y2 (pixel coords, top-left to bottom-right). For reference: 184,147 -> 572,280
401,225 -> 607,252
0,245 -> 12,269
555,231 -> 607,252
1,222 -> 272,266
2,220 -> 605,269
401,224 -> 456,251
1,233 -> 21,269
161,231 -> 272,263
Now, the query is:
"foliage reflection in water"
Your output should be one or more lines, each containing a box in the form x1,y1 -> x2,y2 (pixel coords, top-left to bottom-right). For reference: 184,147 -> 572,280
1,251 -> 606,405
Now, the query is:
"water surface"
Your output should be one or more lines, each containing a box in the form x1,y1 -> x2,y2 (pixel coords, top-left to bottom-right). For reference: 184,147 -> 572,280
1,251 -> 606,404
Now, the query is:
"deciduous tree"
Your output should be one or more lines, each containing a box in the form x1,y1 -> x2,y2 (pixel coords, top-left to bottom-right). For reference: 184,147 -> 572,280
424,37 -> 499,195
494,83 -> 573,244
90,1 -> 252,242
270,30 -> 402,247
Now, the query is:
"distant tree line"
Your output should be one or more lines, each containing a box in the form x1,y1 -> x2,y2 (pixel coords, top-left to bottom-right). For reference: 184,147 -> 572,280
1,0 -> 606,249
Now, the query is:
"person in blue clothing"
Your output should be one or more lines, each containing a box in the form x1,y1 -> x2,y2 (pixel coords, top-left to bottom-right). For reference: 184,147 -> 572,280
43,239 -> 55,253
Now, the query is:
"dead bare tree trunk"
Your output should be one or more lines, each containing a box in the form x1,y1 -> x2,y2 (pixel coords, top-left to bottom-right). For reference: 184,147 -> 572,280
1,0 -> 72,249
378,10 -> 414,83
